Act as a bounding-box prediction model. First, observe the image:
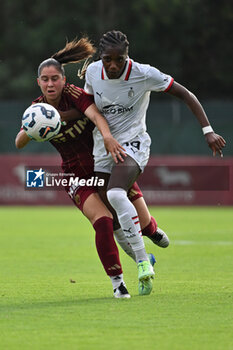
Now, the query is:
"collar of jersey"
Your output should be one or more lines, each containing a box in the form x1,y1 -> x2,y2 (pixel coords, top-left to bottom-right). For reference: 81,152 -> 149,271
101,58 -> 132,81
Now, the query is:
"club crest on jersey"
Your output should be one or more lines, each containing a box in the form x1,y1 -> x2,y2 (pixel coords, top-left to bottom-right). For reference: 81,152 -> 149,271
128,87 -> 134,98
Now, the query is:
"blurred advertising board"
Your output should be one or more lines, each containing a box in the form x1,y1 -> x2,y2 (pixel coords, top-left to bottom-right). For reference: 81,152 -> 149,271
0,155 -> 232,206
137,156 -> 232,206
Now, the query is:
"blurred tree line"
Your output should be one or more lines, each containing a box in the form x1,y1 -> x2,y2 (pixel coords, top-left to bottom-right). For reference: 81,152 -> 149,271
0,0 -> 232,100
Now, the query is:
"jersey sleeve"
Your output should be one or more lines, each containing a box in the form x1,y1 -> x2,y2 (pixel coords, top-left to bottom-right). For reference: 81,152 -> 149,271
145,65 -> 174,92
66,84 -> 94,113
84,67 -> 94,95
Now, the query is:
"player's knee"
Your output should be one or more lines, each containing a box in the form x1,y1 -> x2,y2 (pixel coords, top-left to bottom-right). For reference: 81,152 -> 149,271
107,188 -> 127,209
91,213 -> 112,225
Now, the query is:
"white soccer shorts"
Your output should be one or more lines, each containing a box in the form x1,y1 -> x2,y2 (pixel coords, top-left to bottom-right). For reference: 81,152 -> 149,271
94,132 -> 151,174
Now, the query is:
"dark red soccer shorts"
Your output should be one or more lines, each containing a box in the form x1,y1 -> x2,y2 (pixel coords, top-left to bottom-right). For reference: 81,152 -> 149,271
71,185 -> 97,212
64,176 -> 97,212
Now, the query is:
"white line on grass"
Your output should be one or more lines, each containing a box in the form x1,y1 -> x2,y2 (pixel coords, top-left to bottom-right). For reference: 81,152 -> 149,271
172,240 -> 233,246
146,239 -> 233,246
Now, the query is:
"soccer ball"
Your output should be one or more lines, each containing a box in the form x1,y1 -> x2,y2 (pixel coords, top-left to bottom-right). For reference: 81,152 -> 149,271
22,103 -> 61,142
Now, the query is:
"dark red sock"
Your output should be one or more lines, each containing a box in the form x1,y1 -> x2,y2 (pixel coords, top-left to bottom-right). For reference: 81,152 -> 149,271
141,216 -> 158,237
93,216 -> 123,277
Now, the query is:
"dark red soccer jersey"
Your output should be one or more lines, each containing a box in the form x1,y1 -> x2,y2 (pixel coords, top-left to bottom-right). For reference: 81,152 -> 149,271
33,84 -> 95,177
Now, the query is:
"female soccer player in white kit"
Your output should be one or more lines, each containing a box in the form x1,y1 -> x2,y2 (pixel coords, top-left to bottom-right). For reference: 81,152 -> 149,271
84,30 -> 226,295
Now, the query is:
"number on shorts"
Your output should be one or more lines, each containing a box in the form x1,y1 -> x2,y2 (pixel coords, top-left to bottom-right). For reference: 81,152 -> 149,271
124,141 -> 141,153
125,141 -> 140,151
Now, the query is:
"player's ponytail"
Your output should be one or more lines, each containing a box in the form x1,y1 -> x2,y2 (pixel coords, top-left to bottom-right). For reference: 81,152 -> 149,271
38,37 -> 96,78
52,37 -> 96,65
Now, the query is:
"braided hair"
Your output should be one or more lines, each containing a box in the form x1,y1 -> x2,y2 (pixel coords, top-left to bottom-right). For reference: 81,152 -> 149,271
38,37 -> 96,77
99,30 -> 129,56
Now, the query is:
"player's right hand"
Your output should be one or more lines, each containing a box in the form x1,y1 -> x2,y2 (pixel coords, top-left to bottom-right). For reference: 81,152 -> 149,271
103,136 -> 127,163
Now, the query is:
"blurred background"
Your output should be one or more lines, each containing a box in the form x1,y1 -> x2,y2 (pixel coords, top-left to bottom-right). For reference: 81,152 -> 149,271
0,0 -> 232,206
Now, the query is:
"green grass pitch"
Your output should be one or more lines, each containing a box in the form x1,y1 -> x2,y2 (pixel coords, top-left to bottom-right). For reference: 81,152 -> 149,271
0,206 -> 232,350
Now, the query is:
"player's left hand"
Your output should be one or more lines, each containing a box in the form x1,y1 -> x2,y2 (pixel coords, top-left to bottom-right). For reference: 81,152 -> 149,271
205,132 -> 226,157
103,136 -> 127,163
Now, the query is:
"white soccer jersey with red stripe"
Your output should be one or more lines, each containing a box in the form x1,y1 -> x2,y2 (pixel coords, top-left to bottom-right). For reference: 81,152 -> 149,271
84,58 -> 173,144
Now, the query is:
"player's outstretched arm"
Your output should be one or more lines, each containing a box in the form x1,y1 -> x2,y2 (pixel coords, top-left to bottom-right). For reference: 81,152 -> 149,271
166,82 -> 226,157
84,103 -> 126,163
15,130 -> 31,149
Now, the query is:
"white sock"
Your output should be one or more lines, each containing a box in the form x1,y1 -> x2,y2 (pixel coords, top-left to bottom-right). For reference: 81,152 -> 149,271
110,273 -> 123,290
107,188 -> 148,263
114,227 -> 136,262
